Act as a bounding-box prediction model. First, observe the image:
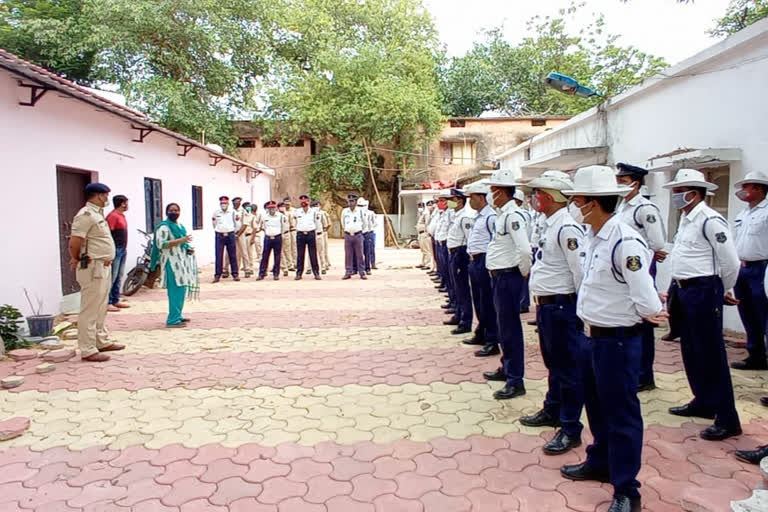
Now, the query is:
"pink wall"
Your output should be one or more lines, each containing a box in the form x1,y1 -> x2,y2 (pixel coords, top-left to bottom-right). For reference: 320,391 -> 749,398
0,71 -> 272,315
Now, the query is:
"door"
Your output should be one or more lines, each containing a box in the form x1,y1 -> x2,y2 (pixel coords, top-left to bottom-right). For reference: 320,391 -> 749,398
57,167 -> 92,295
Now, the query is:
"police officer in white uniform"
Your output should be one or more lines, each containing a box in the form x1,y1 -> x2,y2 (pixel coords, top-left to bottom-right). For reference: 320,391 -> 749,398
434,190 -> 455,303
426,199 -> 441,276
518,171 -> 586,456
664,169 -> 742,441
482,169 -> 532,400
730,171 -> 768,373
514,188 -> 533,313
444,188 -> 475,335
342,194 -> 367,280
258,201 -> 286,280
560,166 -> 664,512
615,163 -> 668,392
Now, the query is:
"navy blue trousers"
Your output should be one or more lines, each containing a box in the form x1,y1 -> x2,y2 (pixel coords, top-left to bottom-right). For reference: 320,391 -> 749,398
449,247 -> 472,329
520,275 -> 531,311
370,232 -> 377,267
363,232 -> 374,272
674,276 -> 741,430
259,236 -> 282,277
537,298 -> 585,437
468,255 -> 497,344
438,242 -> 455,307
215,232 -> 238,278
639,259 -> 658,386
344,233 -> 365,277
583,332 -> 643,499
296,231 -> 320,276
735,262 -> 768,362
492,270 -> 524,387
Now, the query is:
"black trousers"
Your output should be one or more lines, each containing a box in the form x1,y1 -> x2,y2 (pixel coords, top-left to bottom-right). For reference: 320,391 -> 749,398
296,231 -> 320,276
259,235 -> 282,277
215,232 -> 237,278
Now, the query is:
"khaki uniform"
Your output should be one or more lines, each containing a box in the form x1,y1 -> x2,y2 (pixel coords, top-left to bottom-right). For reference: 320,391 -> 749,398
238,210 -> 254,274
280,211 -> 296,272
223,207 -> 243,276
71,202 -> 117,358
286,207 -> 298,269
250,210 -> 264,267
417,209 -> 433,268
317,209 -> 331,270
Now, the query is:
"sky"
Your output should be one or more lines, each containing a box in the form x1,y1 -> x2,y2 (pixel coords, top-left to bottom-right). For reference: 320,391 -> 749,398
423,0 -> 733,66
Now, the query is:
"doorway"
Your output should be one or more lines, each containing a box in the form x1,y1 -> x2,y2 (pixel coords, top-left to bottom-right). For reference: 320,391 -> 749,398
56,166 -> 93,295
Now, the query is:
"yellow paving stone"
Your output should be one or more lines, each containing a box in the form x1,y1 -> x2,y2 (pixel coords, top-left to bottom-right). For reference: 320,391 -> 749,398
443,422 -> 484,439
221,429 -> 262,448
433,399 -> 471,414
262,429 -> 301,446
145,429 -> 188,449
354,414 -> 391,432
317,415 -> 356,432
110,431 -> 153,450
455,410 -> 492,426
323,427 -> 366,443
389,413 -> 425,430
69,431 -> 114,451
138,418 -> 184,435
422,411 -> 459,428
371,426 -> 409,444
283,418 -> 323,433
478,420 -> 517,438
408,425 -> 448,442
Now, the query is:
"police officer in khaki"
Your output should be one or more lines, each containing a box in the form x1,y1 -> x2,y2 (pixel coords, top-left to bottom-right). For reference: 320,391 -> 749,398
68,183 -> 126,362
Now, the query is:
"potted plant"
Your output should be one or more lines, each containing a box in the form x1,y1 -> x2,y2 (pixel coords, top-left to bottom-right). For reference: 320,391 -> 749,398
0,304 -> 26,353
24,289 -> 55,338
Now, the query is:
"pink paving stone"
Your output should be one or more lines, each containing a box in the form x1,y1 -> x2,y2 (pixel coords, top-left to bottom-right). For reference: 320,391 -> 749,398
0,462 -> 36,484
230,498 -> 278,512
18,480 -> 81,508
257,477 -> 307,504
680,485 -> 752,512
428,437 -> 471,458
645,476 -> 688,506
435,469 -> 485,497
0,417 -> 30,441
272,444 -> 316,464
373,456 -> 416,479
117,478 -> 172,506
132,498 -> 181,512
557,481 -> 614,512
200,458 -> 248,483
45,500 -> 84,512
304,475 -> 353,504
392,439 -> 433,460
465,488 -> 520,512
233,444 -> 277,465
525,464 -> 565,492
419,490 -> 471,512
209,477 -> 263,506
286,458 -> 332,482
467,434 -> 509,455
179,499 -> 227,512
151,445 -> 198,466
481,467 -> 531,494
67,480 -> 128,507
155,460 -> 206,485
648,439 -> 696,461
391,472 -> 441,499
109,446 -> 158,468
350,473 -> 397,502
326,495 -> 376,512
0,446 -> 35,465
23,461 -> 79,488
7,349 -> 38,361
245,460 -> 292,483
374,494 -> 423,512
190,444 -> 237,465
312,442 -> 355,463
453,451 -> 498,475
111,461 -> 164,486
161,477 -> 216,506
503,432 -> 545,453
644,456 -> 701,482
277,497 -> 326,512
536,448 -> 583,469
329,457 -> 375,481
514,485 -> 569,512
352,441 -> 395,462
0,481 -> 36,504
67,462 -> 123,487
413,453 -> 458,477
687,453 -> 745,479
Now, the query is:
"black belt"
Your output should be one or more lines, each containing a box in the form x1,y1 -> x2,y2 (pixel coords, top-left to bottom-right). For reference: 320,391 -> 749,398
536,293 -> 576,306
244,233 -> 252,237
266,235 -> 281,240
743,260 -> 768,267
469,253 -> 486,261
290,229 -> 296,232
448,246 -> 466,254
216,231 -> 234,236
346,231 -> 362,236
673,275 -> 718,289
489,267 -> 520,278
588,324 -> 643,339
298,230 -> 314,235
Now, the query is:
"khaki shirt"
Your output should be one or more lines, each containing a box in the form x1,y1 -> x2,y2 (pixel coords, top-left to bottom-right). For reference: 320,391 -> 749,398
251,211 -> 264,233
71,202 -> 116,260
320,210 -> 331,231
241,211 -> 255,235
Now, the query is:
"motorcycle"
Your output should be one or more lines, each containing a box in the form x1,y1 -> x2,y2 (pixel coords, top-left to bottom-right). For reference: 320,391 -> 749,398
122,229 -> 160,296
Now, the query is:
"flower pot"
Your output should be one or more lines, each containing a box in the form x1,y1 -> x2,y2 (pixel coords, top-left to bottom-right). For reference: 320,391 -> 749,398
27,315 -> 55,338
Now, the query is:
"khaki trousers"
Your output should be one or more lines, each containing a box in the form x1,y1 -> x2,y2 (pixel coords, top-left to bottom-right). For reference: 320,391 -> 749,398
237,234 -> 252,272
289,231 -> 298,268
419,232 -> 433,267
253,232 -> 263,263
317,231 -> 329,269
281,232 -> 294,271
76,260 -> 113,358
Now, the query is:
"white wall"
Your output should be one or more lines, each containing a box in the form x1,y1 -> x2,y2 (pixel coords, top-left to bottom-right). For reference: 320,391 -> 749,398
0,71 -> 271,315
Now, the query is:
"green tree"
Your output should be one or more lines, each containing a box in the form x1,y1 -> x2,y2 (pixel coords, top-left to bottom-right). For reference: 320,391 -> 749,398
710,0 -> 768,36
440,8 -> 667,117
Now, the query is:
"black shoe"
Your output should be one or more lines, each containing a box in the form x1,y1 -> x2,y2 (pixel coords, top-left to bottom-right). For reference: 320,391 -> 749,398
283,271 -> 288,277
212,277 -> 220,283
520,307 -> 530,314
444,308 -> 456,315
360,274 -> 367,280
256,276 -> 265,281
289,267 -> 296,272
483,368 -> 506,382
661,332 -> 679,342
295,275 -> 302,280
365,270 -> 371,275
475,345 -> 500,357
526,319 -> 537,326
222,272 -> 230,278
372,266 -> 378,270
734,444 -> 768,464
730,358 -> 768,370
438,287 -> 447,293
494,384 -> 526,400
542,430 -> 582,455
273,275 -> 279,280
440,303 -> 453,309
699,424 -> 742,441
607,495 -> 641,512
233,276 -> 240,282
343,275 -> 351,280
668,403 -> 716,419
314,275 -> 321,280
462,336 -> 485,346
443,317 -> 459,326
520,409 -> 560,428
321,270 -> 326,275
761,397 -> 768,407
560,462 -> 610,483
637,380 -> 656,392
451,326 -> 471,335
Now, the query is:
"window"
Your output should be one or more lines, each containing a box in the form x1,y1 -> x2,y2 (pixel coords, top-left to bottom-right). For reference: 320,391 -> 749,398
287,140 -> 305,147
665,165 -> 730,241
262,140 -> 280,148
449,119 -> 466,128
237,139 -> 256,148
192,186 -> 203,230
531,119 -> 546,127
144,178 -> 163,232
440,141 -> 476,165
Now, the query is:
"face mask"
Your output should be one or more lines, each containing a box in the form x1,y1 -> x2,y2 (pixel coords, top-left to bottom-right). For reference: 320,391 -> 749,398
417,207 -> 424,214
167,212 -> 180,222
220,202 -> 228,210
736,189 -> 750,202
301,200 -> 309,207
568,202 -> 589,224
447,200 -> 458,209
436,201 -> 447,211
671,191 -> 694,210
268,208 -> 277,215
278,207 -> 286,213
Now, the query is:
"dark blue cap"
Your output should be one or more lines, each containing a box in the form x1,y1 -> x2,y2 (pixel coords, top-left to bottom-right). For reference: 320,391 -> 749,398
449,187 -> 466,198
616,163 -> 648,178
85,183 -> 110,195
347,193 -> 358,200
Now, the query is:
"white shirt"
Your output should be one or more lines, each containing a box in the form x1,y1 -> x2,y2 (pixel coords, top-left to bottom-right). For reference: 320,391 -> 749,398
486,200 -> 532,275
447,206 -> 475,249
364,209 -> 377,233
467,205 -> 496,254
530,207 -> 585,296
295,206 -> 320,232
263,212 -> 286,236
577,216 -> 662,328
342,207 -> 365,233
212,207 -> 238,233
427,209 -> 441,236
530,211 -> 547,249
435,209 -> 454,242
616,194 -> 667,251
733,198 -> 768,262
670,201 -> 740,290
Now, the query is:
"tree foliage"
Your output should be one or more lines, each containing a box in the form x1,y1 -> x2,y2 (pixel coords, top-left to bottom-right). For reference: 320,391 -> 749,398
710,0 -> 768,36
439,6 -> 667,117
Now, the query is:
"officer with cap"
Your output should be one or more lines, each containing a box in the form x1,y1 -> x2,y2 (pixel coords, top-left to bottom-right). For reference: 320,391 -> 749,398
294,194 -> 322,280
482,169 -> 532,400
365,199 -> 378,270
238,202 -> 255,278
464,181 -> 498,355
445,187 -> 475,335
212,195 -> 240,282
342,194 -> 367,279
250,202 -> 265,269
518,171 -> 586,456
258,201 -> 286,280
69,183 -> 126,362
435,190 -> 456,306
664,169 -> 742,440
427,199 -> 441,275
513,189 -> 533,313
283,196 -> 298,271
615,162 -> 668,392
560,166 -> 664,512
311,200 -> 331,274
278,202 -> 294,276
731,171 -> 768,373
416,202 -> 431,269
358,198 -> 374,275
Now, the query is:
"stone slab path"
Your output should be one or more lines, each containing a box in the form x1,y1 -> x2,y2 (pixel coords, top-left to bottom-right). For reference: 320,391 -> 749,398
1,240 -> 766,511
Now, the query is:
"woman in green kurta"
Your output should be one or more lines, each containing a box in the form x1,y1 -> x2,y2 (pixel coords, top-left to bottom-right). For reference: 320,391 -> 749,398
150,203 -> 199,327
